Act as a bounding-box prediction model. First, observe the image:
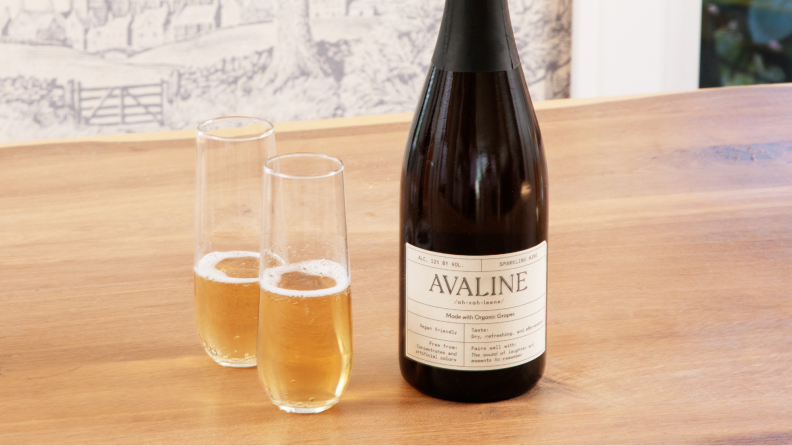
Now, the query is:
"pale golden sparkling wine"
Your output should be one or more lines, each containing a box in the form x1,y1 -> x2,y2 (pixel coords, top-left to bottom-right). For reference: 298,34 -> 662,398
194,251 -> 282,367
257,259 -> 352,413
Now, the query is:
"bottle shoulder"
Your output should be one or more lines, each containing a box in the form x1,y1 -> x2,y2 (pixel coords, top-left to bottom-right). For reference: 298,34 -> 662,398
405,67 -> 542,156
403,67 -> 546,183
400,67 -> 548,255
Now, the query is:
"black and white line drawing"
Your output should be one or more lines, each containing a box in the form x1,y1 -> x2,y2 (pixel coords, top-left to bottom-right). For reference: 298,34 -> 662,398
0,0 -> 571,142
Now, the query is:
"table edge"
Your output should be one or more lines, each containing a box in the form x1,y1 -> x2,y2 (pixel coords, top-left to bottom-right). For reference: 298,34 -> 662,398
1,85 -> 782,149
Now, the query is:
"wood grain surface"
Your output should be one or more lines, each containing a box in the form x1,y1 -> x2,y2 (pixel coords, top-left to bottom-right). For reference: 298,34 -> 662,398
1,85 -> 791,444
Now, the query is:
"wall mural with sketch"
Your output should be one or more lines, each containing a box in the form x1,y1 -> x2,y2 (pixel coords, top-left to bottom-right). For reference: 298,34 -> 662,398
0,0 -> 571,143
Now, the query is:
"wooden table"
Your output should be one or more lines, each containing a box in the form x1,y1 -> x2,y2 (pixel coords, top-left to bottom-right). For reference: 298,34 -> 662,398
2,85 -> 791,444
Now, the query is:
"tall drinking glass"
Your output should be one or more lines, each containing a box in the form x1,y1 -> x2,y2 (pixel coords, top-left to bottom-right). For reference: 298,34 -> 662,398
194,117 -> 276,367
257,154 -> 352,414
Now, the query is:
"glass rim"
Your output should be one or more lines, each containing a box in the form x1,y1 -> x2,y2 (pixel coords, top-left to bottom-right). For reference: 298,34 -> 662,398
197,116 -> 275,142
264,153 -> 345,180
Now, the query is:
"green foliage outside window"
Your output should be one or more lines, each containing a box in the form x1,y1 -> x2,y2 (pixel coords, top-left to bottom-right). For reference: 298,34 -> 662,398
701,0 -> 792,87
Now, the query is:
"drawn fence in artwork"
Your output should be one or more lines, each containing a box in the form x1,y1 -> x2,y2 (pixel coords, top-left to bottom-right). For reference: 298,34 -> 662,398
74,82 -> 167,126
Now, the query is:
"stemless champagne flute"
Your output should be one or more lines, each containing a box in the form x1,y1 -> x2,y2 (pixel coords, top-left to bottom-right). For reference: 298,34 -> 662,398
257,153 -> 352,414
194,117 -> 276,367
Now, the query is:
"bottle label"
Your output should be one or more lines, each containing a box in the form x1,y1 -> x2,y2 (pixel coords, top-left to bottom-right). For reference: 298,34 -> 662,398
404,241 -> 547,371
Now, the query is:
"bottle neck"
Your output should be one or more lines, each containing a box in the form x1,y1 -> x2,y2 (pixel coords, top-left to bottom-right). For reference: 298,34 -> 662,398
431,0 -> 521,73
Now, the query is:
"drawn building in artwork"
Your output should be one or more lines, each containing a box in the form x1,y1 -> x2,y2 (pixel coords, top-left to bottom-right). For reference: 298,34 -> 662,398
108,0 -> 130,16
129,0 -> 162,14
170,0 -> 219,41
309,0 -> 345,18
130,3 -> 168,49
63,9 -> 88,49
85,11 -> 131,51
6,10 -> 66,43
239,0 -> 272,24
0,7 -> 11,32
347,0 -> 375,17
218,0 -> 240,27
87,0 -> 110,25
71,0 -> 88,16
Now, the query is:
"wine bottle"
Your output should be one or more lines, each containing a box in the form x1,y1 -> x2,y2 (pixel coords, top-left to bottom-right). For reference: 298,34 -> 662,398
399,0 -> 548,402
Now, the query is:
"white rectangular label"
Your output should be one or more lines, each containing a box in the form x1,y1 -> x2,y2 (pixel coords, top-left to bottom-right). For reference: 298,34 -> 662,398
404,241 -> 547,371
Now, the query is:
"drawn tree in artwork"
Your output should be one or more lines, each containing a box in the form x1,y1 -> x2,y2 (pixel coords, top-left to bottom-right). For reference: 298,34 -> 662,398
510,0 -> 572,100
248,0 -> 341,120
339,0 -> 444,116
167,0 -> 344,125
263,0 -> 330,91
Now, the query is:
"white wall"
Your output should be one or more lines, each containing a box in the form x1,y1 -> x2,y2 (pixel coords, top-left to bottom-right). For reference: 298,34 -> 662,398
571,0 -> 703,98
